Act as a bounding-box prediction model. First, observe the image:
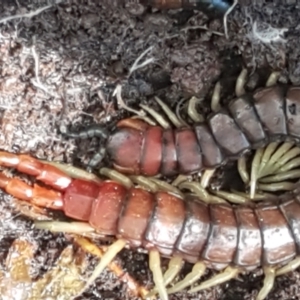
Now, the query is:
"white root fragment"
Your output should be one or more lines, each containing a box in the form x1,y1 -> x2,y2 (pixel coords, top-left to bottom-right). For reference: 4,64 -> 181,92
223,0 -> 238,39
0,1 -> 62,24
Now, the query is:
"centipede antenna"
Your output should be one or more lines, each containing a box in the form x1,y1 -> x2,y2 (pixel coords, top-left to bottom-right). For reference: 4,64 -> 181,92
211,82 -> 222,112
256,266 -> 275,300
235,68 -> 248,97
189,266 -> 239,293
79,239 -> 127,297
167,262 -> 206,294
139,104 -> 171,129
223,0 -> 238,39
149,250 -> 168,300
187,96 -> 205,123
276,257 -> 300,276
154,96 -> 184,128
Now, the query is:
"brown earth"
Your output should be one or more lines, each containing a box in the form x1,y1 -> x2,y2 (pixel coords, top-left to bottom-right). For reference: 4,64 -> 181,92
0,0 -> 300,300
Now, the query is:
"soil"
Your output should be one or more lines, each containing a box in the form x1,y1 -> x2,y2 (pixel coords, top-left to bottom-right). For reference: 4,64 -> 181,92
0,0 -> 300,300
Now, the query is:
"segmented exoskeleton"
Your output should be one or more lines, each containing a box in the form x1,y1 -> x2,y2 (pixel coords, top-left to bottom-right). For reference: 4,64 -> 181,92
61,71 -> 300,198
1,151 -> 300,300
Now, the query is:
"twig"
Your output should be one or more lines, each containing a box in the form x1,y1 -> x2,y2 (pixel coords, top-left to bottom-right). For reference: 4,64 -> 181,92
128,46 -> 155,76
31,45 -> 57,98
224,0 -> 238,39
0,1 -> 63,24
113,84 -> 145,116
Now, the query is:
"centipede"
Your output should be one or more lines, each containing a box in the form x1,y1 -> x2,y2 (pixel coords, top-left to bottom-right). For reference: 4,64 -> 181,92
0,150 -> 300,300
61,70 -> 300,199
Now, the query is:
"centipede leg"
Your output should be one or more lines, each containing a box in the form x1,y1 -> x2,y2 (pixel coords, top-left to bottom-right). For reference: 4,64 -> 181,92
189,266 -> 239,293
147,256 -> 184,298
256,266 -> 276,300
35,220 -> 96,234
266,71 -> 281,87
149,250 -> 168,300
178,181 -> 226,204
166,262 -> 206,294
74,236 -> 150,298
235,68 -> 248,97
79,239 -> 127,297
276,257 -> 300,276
139,104 -> 171,129
154,96 -> 185,128
99,167 -> 133,189
187,96 -> 205,123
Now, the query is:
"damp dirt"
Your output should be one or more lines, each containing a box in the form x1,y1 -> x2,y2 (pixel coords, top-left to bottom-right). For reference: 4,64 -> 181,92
0,1 -> 300,299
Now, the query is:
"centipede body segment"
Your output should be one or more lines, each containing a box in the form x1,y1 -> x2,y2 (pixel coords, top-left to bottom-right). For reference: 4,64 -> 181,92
98,86 -> 300,179
1,151 -> 300,299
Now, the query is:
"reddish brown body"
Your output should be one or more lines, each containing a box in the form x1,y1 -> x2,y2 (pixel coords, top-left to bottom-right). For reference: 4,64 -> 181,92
107,86 -> 300,176
2,151 -> 299,271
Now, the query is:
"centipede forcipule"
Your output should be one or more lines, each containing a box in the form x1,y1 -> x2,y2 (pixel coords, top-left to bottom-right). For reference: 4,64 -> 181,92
0,150 -> 300,300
